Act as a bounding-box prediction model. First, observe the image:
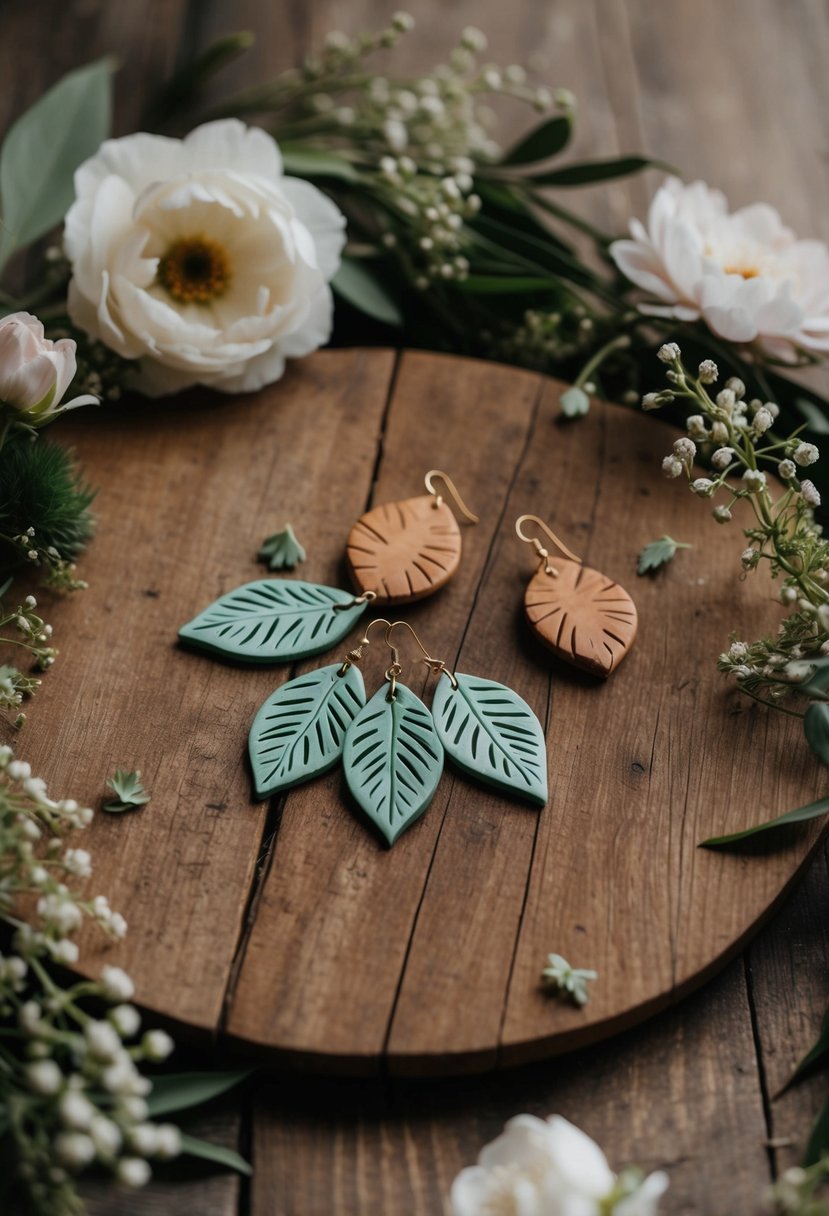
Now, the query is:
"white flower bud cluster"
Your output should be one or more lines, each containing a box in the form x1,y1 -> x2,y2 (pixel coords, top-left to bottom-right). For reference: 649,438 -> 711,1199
0,743 -> 180,1203
377,157 -> 477,283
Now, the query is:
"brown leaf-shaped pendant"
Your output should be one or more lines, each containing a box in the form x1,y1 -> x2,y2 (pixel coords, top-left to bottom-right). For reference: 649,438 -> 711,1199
524,560 -> 637,677
346,496 -> 462,604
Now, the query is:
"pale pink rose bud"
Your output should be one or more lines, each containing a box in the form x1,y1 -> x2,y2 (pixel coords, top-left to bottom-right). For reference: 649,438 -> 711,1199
0,312 -> 96,424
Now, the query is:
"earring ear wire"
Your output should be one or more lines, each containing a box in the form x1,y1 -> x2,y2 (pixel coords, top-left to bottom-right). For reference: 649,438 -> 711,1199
384,619 -> 458,689
424,470 -> 480,524
514,514 -> 582,577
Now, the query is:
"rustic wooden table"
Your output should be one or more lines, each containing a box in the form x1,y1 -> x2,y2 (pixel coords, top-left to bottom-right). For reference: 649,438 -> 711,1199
3,2 -> 829,1213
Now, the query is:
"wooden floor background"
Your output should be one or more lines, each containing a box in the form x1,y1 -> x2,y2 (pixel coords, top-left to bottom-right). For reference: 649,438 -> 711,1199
2,0 -> 828,1212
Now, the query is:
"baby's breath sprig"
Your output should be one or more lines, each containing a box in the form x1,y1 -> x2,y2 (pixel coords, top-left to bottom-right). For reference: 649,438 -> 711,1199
0,744 -> 180,1214
0,591 -> 58,726
647,343 -> 829,713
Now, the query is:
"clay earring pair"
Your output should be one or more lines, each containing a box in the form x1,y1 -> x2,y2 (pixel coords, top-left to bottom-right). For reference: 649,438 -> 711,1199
249,619 -> 548,846
178,470 -> 478,663
515,515 -> 637,678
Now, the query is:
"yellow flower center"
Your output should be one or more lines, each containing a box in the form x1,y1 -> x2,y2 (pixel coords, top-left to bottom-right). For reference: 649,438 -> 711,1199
157,236 -> 231,304
723,263 -> 760,279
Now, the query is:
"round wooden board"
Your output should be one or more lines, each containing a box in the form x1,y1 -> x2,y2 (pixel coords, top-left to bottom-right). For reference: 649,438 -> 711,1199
19,349 -> 825,1076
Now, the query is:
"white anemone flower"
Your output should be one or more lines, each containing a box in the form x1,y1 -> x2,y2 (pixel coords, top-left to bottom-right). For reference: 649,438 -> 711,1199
610,177 -> 829,360
450,1114 -> 668,1216
64,119 -> 346,396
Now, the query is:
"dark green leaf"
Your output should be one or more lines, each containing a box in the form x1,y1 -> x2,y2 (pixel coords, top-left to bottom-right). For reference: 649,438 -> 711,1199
0,576 -> 12,600
804,1094 -> 829,1166
637,535 -> 691,575
700,795 -> 829,848
472,179 -> 574,254
180,1134 -> 252,1177
785,654 -> 829,699
805,702 -> 829,768
530,156 -> 674,188
281,147 -> 360,183
0,59 -> 114,271
332,259 -> 402,326
146,1069 -> 252,1118
499,114 -> 573,167
144,32 -> 255,126
458,274 -> 560,295
468,216 -> 599,289
560,387 -> 590,418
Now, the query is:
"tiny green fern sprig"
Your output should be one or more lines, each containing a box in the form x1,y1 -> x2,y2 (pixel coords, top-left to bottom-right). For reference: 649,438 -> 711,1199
646,343 -> 829,715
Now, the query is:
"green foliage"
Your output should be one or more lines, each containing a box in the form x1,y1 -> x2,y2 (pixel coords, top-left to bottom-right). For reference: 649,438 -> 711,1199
179,1134 -> 252,1177
103,769 -> 150,813
332,258 -> 403,326
805,703 -> 829,767
637,535 -> 691,575
0,59 -> 113,272
700,794 -> 829,848
146,1069 -> 252,1118
0,436 -> 95,571
499,113 -> 573,167
257,523 -> 306,570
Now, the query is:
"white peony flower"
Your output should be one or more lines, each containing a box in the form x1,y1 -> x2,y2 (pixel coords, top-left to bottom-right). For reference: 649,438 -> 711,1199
64,119 -> 346,396
450,1114 -> 667,1216
0,312 -> 96,423
610,177 -> 829,360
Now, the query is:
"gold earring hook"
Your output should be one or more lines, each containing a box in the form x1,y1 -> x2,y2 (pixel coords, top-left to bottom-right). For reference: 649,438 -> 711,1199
424,470 -> 480,524
384,620 -> 458,689
339,616 -> 394,674
514,514 -> 582,578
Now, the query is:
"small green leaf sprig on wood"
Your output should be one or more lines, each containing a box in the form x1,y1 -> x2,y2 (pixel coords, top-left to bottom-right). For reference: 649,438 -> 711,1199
257,523 -> 306,570
636,535 -> 691,575
540,953 -> 597,1007
104,769 -> 150,813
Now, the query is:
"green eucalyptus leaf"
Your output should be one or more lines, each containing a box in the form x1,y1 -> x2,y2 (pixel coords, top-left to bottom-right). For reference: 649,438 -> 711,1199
0,59 -> 113,271
805,702 -> 829,767
530,156 -> 673,187
343,682 -> 443,846
560,387 -> 590,418
432,672 -> 547,806
144,32 -> 255,126
785,653 -> 829,699
700,795 -> 829,848
249,662 -> 366,800
469,215 -> 599,289
499,114 -> 573,167
281,147 -> 360,182
146,1069 -> 252,1118
332,259 -> 403,326
180,1134 -> 252,1177
179,580 -> 368,664
804,1094 -> 829,1167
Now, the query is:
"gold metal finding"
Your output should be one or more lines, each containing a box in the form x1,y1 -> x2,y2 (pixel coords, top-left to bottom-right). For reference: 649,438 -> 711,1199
384,620 -> 458,689
514,514 -> 582,578
338,616 -> 393,674
424,470 -> 480,524
332,589 -> 378,613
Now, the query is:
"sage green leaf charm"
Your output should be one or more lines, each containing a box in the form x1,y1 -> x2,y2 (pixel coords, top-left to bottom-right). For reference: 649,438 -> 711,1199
343,683 -> 444,846
249,663 -> 366,800
432,672 -> 548,807
179,581 -> 367,663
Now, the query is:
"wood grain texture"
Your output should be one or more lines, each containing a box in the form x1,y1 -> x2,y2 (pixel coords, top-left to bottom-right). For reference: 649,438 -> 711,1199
16,349 -> 394,1036
346,495 -> 463,604
22,349 -> 823,1072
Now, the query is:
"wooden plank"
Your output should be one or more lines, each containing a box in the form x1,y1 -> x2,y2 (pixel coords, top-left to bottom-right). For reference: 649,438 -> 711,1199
223,351 -> 543,1067
250,958 -> 770,1215
748,836 -> 829,1173
18,348 -> 395,1034
499,399 -> 826,1065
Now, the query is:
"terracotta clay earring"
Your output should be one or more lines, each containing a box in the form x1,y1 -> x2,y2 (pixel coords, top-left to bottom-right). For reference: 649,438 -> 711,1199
515,514 -> 637,678
345,470 -> 479,605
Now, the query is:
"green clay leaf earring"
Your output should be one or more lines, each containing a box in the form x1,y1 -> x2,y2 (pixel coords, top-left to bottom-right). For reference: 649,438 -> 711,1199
385,621 -> 549,809
342,625 -> 444,847
179,580 -> 375,663
249,661 -> 366,800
